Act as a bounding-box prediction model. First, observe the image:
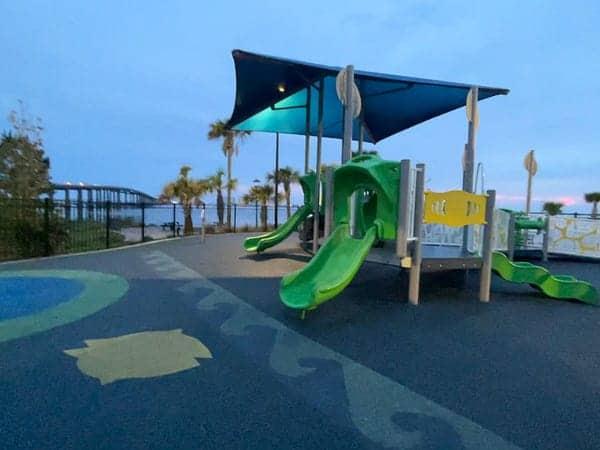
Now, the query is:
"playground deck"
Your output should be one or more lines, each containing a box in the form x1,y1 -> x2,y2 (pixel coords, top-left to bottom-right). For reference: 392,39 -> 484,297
1,233 -> 599,449
368,241 -> 485,271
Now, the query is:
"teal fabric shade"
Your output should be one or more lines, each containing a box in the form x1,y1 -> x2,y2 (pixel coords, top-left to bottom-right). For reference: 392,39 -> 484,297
227,50 -> 509,143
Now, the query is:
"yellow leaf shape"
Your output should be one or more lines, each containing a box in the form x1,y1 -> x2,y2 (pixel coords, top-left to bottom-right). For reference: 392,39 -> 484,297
64,329 -> 212,385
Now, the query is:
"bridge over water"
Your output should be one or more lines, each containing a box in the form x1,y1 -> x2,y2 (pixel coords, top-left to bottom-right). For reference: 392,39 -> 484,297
50,182 -> 156,221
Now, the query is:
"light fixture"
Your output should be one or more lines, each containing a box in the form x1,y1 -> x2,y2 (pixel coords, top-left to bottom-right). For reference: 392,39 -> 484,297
277,83 -> 286,93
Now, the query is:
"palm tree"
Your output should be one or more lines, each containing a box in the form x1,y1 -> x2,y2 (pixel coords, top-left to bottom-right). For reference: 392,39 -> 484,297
242,184 -> 274,231
267,166 -> 300,218
159,166 -> 209,235
207,169 -> 226,226
584,192 -> 600,219
207,120 -> 250,230
542,201 -> 564,216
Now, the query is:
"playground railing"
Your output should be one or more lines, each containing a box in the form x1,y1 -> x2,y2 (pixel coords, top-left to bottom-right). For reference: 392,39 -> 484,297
546,215 -> 600,258
406,177 -> 496,304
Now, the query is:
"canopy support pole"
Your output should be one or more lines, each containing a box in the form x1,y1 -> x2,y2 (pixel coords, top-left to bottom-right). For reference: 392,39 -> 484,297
312,79 -> 324,253
304,86 -> 312,174
342,65 -> 354,164
358,123 -> 364,154
462,86 -> 478,193
274,132 -> 280,228
462,86 -> 479,255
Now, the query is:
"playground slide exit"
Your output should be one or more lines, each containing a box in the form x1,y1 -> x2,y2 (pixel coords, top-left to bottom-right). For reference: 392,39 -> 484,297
280,224 -> 378,310
492,251 -> 598,305
243,205 -> 312,253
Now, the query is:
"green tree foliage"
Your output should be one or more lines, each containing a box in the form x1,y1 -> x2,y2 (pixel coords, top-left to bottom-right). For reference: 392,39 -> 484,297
207,120 -> 250,230
584,192 -> 600,219
267,166 -> 300,218
0,102 -> 63,260
242,184 -> 274,231
542,201 -> 564,216
0,102 -> 51,199
160,166 -> 209,235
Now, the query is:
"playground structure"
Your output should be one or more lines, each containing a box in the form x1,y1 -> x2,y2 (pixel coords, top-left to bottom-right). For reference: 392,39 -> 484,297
279,154 -> 497,312
227,50 -> 598,314
505,209 -> 550,261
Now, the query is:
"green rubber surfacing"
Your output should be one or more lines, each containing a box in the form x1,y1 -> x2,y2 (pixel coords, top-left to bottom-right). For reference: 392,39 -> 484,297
491,251 -> 598,305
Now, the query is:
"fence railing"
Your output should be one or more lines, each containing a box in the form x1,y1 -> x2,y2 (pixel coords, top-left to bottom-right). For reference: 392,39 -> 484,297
530,211 -> 598,220
0,199 -> 301,262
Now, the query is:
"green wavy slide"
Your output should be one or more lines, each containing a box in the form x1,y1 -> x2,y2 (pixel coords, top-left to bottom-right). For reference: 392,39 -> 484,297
492,251 -> 598,305
280,224 -> 378,311
243,205 -> 311,253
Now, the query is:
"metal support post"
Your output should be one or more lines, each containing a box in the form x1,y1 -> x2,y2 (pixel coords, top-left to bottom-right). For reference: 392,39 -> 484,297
507,212 -> 516,260
396,159 -> 411,258
105,201 -> 111,248
304,86 -> 311,174
141,202 -> 145,242
408,164 -> 425,305
274,132 -> 280,228
462,86 -> 479,254
342,65 -> 354,164
233,203 -> 237,232
479,190 -> 496,302
358,123 -> 364,154
172,203 -> 176,237
43,198 -> 51,256
255,201 -> 258,228
542,213 -> 550,261
349,192 -> 357,238
87,189 -> 93,220
201,204 -> 206,243
77,189 -> 83,221
312,79 -> 324,253
324,166 -> 335,237
65,189 -> 71,221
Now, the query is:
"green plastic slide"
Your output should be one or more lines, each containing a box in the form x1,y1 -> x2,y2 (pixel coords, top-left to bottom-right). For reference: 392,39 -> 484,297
243,204 -> 312,253
280,224 -> 378,310
491,251 -> 598,305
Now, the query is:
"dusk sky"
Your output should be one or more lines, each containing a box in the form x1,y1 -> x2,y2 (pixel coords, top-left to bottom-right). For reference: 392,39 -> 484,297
1,1 -> 598,211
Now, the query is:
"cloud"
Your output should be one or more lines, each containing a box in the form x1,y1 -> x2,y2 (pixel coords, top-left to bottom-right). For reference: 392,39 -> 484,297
496,193 -> 580,206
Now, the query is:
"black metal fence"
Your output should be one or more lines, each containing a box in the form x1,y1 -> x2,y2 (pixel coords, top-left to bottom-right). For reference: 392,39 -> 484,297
0,199 -> 300,262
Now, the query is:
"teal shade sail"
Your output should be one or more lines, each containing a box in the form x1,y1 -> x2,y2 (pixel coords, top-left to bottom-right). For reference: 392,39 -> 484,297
227,50 -> 509,143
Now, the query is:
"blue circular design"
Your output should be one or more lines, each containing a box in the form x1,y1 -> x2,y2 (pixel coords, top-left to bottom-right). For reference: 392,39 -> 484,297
0,277 -> 85,320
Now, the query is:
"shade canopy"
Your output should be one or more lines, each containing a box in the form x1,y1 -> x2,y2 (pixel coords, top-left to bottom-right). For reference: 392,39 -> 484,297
227,50 -> 509,143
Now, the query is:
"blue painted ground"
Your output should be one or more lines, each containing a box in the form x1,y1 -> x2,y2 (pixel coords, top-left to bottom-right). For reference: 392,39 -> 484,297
0,277 -> 85,320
